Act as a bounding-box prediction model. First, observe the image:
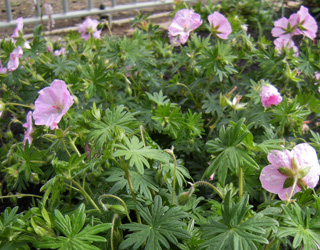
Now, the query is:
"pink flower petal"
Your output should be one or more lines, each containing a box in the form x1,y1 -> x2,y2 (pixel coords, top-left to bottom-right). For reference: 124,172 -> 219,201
33,80 -> 74,130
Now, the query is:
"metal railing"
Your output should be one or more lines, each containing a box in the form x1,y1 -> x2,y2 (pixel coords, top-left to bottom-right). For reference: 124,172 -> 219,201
1,0 -> 183,29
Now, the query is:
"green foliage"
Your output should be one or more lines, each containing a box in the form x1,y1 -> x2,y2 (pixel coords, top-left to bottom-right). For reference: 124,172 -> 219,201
34,204 -> 112,250
113,136 -> 169,174
119,195 -> 190,249
200,192 -> 278,250
204,118 -> 259,185
277,203 -> 320,250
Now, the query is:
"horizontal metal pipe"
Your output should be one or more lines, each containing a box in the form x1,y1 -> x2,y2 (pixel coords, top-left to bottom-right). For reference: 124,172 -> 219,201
0,0 -> 193,29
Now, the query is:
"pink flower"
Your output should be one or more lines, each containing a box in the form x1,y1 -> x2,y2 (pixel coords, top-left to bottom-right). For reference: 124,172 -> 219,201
11,17 -> 23,38
53,47 -> 66,56
274,37 -> 299,56
78,17 -> 101,40
23,111 -> 33,148
209,174 -> 214,181
168,9 -> 202,45
260,84 -> 283,108
208,12 -> 232,39
0,60 -> 7,74
296,6 -> 318,40
271,15 -> 300,39
7,46 -> 23,72
315,72 -> 320,81
260,143 -> 320,201
33,80 -> 74,130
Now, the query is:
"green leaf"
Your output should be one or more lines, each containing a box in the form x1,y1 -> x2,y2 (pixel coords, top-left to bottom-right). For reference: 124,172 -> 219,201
119,195 -> 190,250
277,203 -> 320,250
200,192 -> 278,250
34,204 -> 112,250
113,136 -> 169,174
204,119 -> 259,185
87,105 -> 138,149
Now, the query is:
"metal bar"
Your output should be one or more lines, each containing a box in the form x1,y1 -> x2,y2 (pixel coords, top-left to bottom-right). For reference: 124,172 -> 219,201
35,0 -> 41,18
62,0 -> 68,14
0,0 -> 195,28
5,0 -> 12,22
88,0 -> 93,10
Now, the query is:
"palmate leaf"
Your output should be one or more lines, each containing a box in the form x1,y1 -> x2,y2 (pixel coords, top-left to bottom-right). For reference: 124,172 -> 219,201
204,118 -> 259,185
113,136 -> 169,174
277,203 -> 320,250
105,167 -> 159,200
87,105 -> 138,149
152,104 -> 185,139
34,204 -> 112,250
119,195 -> 190,250
200,192 -> 278,250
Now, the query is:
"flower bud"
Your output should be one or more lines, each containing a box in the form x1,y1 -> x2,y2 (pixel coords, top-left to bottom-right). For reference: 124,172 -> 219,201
5,130 -> 13,140
177,192 -> 191,206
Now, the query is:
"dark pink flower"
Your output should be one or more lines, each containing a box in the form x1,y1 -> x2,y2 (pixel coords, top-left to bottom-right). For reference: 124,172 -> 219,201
78,17 -> 101,40
296,5 -> 318,40
207,12 -> 232,39
271,15 -> 300,39
168,9 -> 202,45
11,17 -> 23,38
260,84 -> 283,108
274,37 -> 299,56
33,80 -> 74,130
23,111 -> 33,148
260,143 -> 320,200
7,46 -> 23,72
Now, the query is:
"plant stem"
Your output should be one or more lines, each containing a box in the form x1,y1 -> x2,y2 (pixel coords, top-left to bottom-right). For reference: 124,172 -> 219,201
99,194 -> 132,223
71,179 -> 100,212
110,214 -> 118,250
239,166 -> 244,199
0,194 -> 42,199
285,175 -> 298,206
165,147 -> 177,205
124,169 -> 142,223
5,103 -> 34,109
193,181 -> 224,200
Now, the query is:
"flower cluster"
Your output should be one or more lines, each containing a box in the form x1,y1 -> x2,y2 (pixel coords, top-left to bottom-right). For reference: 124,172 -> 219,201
272,5 -> 318,55
260,143 -> 320,201
168,9 -> 232,46
78,17 -> 102,40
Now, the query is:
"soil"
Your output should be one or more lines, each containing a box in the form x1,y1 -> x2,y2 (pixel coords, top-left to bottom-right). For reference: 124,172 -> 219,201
0,0 -> 177,38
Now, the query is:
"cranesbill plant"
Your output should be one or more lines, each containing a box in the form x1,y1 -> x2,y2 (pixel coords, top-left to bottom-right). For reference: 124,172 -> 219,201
0,1 -> 320,249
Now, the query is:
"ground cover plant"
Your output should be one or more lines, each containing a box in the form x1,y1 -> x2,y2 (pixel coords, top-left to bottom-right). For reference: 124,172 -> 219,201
0,0 -> 320,249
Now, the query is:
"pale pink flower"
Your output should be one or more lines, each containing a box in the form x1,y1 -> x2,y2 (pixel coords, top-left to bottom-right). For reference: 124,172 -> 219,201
209,174 -> 214,181
23,111 -> 33,148
7,46 -> 23,72
23,41 -> 31,49
260,143 -> 320,201
0,60 -> 7,74
33,80 -> 74,130
271,15 -> 300,39
296,5 -> 318,40
208,12 -> 232,39
78,17 -> 101,40
315,72 -> 320,82
260,84 -> 283,108
274,37 -> 299,56
168,9 -> 202,45
11,17 -> 23,38
53,47 -> 66,56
